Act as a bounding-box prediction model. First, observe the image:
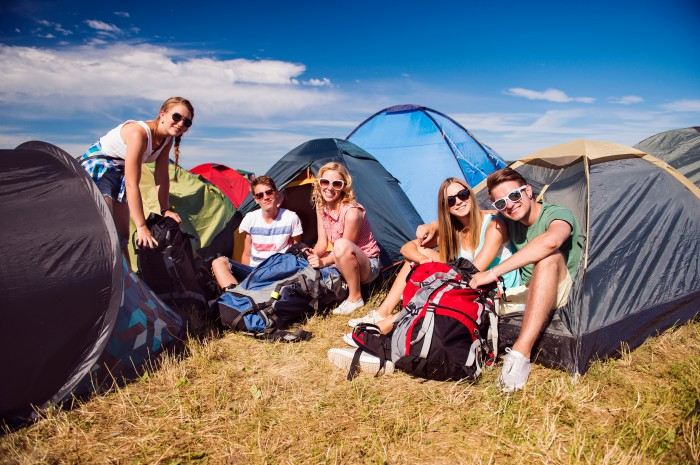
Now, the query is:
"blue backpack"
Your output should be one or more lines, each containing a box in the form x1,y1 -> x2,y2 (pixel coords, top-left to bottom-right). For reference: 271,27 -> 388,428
215,253 -> 347,341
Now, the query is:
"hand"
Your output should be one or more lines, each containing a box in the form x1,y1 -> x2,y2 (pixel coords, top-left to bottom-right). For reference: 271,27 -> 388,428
304,249 -> 321,268
163,210 -> 182,223
136,225 -> 159,249
416,222 -> 437,246
468,270 -> 495,290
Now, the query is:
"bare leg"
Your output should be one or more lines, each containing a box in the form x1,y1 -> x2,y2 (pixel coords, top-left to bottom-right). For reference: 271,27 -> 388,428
375,261 -> 412,317
211,256 -> 239,289
107,196 -> 132,269
333,238 -> 371,302
512,251 -> 569,358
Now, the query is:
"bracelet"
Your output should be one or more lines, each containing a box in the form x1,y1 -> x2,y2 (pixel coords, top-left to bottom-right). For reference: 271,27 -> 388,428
161,206 -> 173,215
489,269 -> 499,282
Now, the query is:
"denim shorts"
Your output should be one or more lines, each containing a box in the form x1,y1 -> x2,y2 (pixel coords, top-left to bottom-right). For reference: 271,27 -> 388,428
362,256 -> 381,284
95,169 -> 124,201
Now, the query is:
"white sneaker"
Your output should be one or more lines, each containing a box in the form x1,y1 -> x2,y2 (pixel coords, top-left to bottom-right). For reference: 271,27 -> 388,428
496,348 -> 531,392
332,298 -> 365,315
327,347 -> 394,375
343,333 -> 358,348
348,309 -> 385,328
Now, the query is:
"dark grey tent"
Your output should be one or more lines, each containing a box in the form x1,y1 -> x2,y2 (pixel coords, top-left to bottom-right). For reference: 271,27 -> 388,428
473,139 -> 700,374
236,138 -> 423,267
634,126 -> 700,188
0,142 -> 184,424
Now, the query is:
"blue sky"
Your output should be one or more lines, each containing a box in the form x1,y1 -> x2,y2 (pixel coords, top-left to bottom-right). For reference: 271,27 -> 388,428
1,0 -> 699,175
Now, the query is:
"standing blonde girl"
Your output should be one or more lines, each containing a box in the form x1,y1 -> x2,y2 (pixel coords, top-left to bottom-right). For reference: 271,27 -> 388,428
79,97 -> 193,266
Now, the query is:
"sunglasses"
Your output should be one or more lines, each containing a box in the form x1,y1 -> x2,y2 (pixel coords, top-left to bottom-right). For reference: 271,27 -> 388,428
447,188 -> 471,207
171,112 -> 192,128
318,178 -> 345,190
254,188 -> 275,199
492,185 -> 528,211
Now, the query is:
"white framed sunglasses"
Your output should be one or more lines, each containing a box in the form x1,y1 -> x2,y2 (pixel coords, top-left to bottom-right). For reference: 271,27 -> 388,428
492,185 -> 528,211
318,178 -> 345,190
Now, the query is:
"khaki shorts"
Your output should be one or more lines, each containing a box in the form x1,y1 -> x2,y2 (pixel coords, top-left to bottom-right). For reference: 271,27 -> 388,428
498,273 -> 573,316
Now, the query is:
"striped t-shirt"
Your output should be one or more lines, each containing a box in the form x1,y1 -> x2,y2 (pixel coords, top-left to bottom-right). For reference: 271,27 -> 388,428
239,208 -> 303,267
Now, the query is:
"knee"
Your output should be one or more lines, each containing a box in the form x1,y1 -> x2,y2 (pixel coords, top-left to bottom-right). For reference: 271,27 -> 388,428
332,238 -> 354,260
212,256 -> 229,272
532,251 -> 566,278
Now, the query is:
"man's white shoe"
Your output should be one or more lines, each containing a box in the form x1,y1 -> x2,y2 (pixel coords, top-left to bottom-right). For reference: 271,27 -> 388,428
496,348 -> 531,392
327,347 -> 394,375
343,333 -> 358,348
348,309 -> 385,327
332,298 -> 364,315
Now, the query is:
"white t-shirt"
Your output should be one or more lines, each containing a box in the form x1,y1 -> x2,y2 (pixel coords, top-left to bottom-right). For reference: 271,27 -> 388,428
239,208 -> 303,267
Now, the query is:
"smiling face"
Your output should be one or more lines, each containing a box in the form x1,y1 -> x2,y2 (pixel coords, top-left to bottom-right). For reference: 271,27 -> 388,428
444,182 -> 472,220
252,183 -> 278,212
318,169 -> 345,205
489,180 -> 533,223
160,103 -> 193,137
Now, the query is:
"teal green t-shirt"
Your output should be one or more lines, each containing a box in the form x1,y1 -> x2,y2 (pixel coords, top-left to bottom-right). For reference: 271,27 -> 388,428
504,202 -> 582,284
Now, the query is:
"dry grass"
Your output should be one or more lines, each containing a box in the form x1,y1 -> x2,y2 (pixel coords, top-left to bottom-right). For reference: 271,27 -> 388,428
1,297 -> 698,465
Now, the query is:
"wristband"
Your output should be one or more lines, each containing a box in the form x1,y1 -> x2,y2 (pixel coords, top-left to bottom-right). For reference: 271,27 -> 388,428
489,269 -> 499,282
161,205 -> 173,215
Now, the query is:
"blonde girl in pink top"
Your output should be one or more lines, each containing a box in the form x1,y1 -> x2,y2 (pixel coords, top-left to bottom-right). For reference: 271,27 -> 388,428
305,162 -> 381,315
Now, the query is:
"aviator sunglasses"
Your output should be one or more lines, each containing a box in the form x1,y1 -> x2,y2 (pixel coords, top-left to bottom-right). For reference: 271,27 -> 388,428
492,185 -> 528,211
447,188 -> 471,207
171,112 -> 193,128
318,178 -> 345,190
254,188 -> 275,199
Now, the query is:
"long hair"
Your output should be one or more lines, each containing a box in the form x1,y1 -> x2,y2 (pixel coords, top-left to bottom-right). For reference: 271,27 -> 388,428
158,97 -> 194,181
437,177 -> 482,263
310,162 -> 357,211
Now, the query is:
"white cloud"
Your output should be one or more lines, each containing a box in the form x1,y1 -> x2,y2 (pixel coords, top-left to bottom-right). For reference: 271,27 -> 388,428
661,99 -> 700,112
505,87 -> 595,103
609,95 -> 644,105
303,78 -> 333,87
114,11 -> 130,18
85,20 -> 122,33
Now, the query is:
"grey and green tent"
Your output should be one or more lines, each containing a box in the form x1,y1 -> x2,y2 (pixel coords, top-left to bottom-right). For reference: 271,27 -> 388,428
634,126 -> 700,189
474,139 -> 700,374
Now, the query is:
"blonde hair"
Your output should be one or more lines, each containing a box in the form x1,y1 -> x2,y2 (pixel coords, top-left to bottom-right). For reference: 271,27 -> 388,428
311,162 -> 357,211
158,97 -> 194,181
437,177 -> 482,263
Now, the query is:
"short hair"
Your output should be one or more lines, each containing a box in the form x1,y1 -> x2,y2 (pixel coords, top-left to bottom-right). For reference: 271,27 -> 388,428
486,167 -> 527,197
250,175 -> 277,192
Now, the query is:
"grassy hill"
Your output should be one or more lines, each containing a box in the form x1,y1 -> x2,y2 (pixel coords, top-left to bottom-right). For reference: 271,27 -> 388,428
1,299 -> 698,464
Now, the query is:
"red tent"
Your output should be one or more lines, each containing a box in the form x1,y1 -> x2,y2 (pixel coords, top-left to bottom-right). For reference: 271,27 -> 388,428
190,163 -> 251,208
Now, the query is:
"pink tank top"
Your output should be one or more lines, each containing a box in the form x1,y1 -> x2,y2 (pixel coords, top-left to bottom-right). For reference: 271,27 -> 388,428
322,202 -> 380,258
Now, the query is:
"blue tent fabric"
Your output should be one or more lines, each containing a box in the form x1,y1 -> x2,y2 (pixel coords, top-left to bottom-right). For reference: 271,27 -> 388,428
347,104 -> 506,222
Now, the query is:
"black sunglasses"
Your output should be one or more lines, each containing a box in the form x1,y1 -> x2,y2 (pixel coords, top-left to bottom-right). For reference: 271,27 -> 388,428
447,188 -> 471,207
172,112 -> 192,128
254,188 -> 275,199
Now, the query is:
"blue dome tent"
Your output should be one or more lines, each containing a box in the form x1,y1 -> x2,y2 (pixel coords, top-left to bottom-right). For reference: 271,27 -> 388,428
347,104 -> 506,222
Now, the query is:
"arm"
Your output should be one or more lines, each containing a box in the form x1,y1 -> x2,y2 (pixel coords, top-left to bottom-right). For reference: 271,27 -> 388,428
308,209 -> 331,268
469,220 -> 572,288
122,125 -> 155,248
291,235 -> 302,244
241,233 -> 252,266
471,217 -> 509,272
416,221 -> 439,247
340,206 -> 363,243
153,140 -> 181,223
400,239 -> 438,264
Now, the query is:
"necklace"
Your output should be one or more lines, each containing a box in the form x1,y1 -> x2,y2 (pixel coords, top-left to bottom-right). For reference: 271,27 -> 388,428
150,121 -> 163,148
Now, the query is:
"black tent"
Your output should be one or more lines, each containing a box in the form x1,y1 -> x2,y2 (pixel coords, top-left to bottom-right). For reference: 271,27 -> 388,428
474,139 -> 700,374
0,142 -> 184,424
236,138 -> 423,267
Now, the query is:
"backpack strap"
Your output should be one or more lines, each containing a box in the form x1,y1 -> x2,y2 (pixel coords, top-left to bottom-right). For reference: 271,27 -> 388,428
253,328 -> 313,343
347,323 -> 390,380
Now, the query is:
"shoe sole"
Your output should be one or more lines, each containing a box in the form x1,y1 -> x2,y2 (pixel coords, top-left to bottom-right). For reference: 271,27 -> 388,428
343,334 -> 358,348
496,377 -> 527,392
327,348 -> 394,375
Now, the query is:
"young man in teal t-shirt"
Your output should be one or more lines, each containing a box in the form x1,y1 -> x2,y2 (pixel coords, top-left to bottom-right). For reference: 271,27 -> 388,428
468,167 -> 582,392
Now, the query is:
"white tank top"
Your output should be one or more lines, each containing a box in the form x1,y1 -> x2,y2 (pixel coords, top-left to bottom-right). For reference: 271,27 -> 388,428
98,120 -> 170,164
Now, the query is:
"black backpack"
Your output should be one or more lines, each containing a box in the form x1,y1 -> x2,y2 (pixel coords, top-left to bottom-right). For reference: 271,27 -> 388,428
135,213 -> 207,310
214,251 -> 348,342
347,259 -> 498,381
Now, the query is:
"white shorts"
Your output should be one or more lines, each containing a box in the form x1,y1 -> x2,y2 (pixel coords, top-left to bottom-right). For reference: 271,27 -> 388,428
498,273 -> 573,316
